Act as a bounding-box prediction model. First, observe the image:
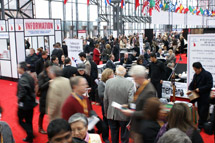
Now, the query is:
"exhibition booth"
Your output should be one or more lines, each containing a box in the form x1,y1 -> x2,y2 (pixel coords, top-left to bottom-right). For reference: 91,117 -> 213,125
0,18 -> 62,79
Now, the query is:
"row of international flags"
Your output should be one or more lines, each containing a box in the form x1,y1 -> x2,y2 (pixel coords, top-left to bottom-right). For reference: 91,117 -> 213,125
64,0 -> 215,17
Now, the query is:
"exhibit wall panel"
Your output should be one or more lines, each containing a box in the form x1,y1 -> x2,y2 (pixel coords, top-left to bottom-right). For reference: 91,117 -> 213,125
9,32 -> 18,78
49,36 -> 55,54
152,10 -> 169,25
32,37 -> 38,51
0,60 -> 12,77
187,15 -> 203,26
38,37 -> 45,49
173,13 -> 184,25
16,32 -> 25,63
55,31 -> 62,43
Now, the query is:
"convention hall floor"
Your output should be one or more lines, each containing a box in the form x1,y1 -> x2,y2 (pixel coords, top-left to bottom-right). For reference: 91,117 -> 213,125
0,78 -> 214,143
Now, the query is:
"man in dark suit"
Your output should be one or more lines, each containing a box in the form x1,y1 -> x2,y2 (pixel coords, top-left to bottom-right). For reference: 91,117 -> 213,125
35,51 -> 48,75
25,48 -> 38,72
62,41 -> 68,57
51,43 -> 64,65
187,62 -> 213,130
120,53 -> 132,65
149,53 -> 165,98
106,54 -> 116,71
17,62 -> 37,142
62,57 -> 77,79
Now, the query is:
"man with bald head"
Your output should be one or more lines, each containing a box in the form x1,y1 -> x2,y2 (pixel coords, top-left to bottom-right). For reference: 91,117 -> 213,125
120,52 -> 132,65
104,65 -> 135,143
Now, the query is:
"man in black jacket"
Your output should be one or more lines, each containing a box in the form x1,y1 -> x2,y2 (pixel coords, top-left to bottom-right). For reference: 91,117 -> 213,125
35,51 -> 48,75
25,48 -> 38,72
62,41 -> 68,57
106,54 -> 116,71
149,53 -> 165,98
187,62 -> 213,130
51,43 -> 63,64
62,57 -> 77,79
17,62 -> 37,142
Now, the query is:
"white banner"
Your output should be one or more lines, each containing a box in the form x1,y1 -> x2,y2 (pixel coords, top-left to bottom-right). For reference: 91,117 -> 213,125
188,34 -> 215,86
65,39 -> 83,67
113,31 -> 117,38
24,19 -> 54,36
162,81 -> 188,99
139,35 -> 143,55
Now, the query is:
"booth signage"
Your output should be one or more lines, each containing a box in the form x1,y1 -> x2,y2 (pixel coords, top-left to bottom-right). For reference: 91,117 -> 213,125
24,19 -> 54,36
0,20 -> 6,31
78,30 -> 86,39
0,32 -> 9,39
162,81 -> 188,99
188,34 -> 215,86
65,39 -> 83,67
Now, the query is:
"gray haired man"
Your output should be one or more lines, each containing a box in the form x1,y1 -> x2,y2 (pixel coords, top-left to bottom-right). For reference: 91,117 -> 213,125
104,65 -> 135,143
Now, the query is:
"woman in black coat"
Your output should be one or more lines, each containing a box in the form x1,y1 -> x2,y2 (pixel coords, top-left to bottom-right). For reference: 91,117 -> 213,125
38,61 -> 51,134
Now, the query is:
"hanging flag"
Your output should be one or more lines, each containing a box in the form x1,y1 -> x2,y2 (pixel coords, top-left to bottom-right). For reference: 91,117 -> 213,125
142,1 -> 149,13
192,7 -> 197,14
155,0 -> 160,12
179,4 -> 184,13
150,0 -> 155,8
206,9 -> 210,16
174,2 -> 177,11
87,0 -> 90,5
169,2 -> 174,12
189,6 -> 193,13
163,0 -> 169,11
184,8 -> 189,14
212,10 -> 215,16
149,7 -> 153,16
159,3 -> 163,8
175,6 -> 180,13
121,0 -> 125,8
64,0 -> 68,4
200,8 -> 204,15
105,0 -> 111,5
135,0 -> 140,10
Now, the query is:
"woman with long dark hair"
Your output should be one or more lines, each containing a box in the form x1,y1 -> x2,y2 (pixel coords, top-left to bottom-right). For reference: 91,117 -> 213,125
38,61 -> 51,134
155,103 -> 203,143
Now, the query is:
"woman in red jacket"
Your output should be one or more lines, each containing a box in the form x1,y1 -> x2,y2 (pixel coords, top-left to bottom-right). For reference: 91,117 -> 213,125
93,44 -> 101,65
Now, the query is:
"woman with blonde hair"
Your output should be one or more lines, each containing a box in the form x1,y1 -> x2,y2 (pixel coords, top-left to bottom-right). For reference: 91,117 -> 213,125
101,44 -> 112,64
98,68 -> 114,143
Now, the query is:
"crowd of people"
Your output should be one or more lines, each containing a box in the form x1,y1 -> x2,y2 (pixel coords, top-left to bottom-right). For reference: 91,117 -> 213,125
0,32 -> 214,143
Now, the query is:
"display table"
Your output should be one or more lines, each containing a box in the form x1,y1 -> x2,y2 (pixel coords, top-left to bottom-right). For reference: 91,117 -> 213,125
163,103 -> 198,124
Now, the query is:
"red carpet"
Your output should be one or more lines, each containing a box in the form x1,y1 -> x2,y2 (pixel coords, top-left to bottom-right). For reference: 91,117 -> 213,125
0,79 -> 214,143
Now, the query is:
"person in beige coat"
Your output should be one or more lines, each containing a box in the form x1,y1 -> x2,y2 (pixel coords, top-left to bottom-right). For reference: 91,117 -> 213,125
47,66 -> 72,121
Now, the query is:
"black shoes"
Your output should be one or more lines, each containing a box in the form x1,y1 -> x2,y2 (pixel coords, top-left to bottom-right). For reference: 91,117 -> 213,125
23,138 -> 33,143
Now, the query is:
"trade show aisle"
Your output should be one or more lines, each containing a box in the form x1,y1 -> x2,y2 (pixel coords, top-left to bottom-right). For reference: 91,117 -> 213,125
0,79 -> 213,143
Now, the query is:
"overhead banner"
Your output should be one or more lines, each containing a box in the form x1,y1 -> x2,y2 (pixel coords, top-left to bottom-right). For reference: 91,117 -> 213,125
24,19 -> 54,36
162,81 -> 188,99
188,34 -> 215,86
65,39 -> 83,67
